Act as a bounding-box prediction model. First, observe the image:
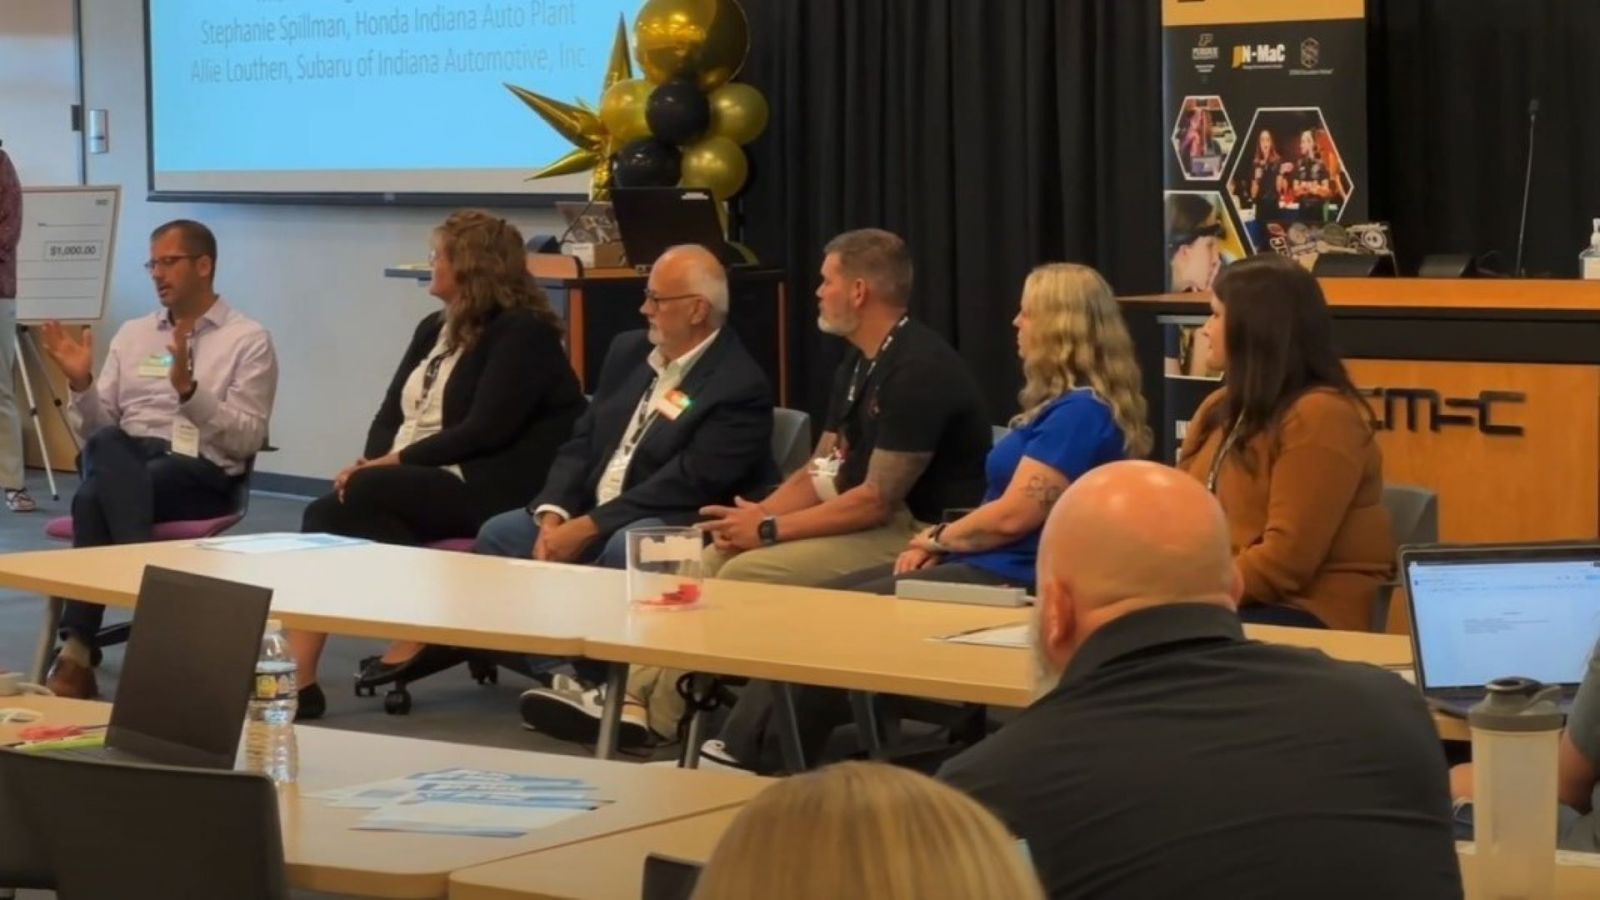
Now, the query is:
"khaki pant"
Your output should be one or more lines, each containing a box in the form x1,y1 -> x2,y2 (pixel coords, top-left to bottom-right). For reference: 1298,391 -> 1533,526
626,510 -> 924,738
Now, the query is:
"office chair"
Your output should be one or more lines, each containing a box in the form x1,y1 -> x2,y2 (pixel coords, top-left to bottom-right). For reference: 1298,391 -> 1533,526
44,450 -> 267,664
0,748 -> 288,900
1374,484 -> 1440,632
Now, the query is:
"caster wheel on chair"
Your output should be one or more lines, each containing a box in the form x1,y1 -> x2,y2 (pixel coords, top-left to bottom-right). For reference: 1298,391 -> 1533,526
468,658 -> 498,685
384,689 -> 412,715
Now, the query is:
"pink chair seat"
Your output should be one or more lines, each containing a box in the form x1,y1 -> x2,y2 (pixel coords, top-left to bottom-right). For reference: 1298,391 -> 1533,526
427,537 -> 477,553
45,514 -> 245,543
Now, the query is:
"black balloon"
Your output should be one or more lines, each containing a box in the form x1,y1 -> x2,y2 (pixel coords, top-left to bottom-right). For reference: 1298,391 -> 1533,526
612,138 -> 683,188
645,78 -> 712,145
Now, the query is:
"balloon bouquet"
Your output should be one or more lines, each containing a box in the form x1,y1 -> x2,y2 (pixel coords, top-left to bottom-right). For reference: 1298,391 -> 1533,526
507,0 -> 769,217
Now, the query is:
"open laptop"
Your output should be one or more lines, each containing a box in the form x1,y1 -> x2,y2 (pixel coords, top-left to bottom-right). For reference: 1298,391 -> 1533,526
1403,543 -> 1600,717
610,187 -> 742,268
52,566 -> 274,768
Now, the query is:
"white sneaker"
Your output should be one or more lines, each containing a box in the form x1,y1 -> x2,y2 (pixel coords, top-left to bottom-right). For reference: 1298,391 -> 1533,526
520,684 -> 651,749
697,739 -> 756,773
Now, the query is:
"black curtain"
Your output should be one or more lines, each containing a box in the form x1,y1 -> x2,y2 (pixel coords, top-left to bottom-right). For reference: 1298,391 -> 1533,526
735,0 -> 1600,425
1369,0 -> 1600,278
738,0 -> 1164,424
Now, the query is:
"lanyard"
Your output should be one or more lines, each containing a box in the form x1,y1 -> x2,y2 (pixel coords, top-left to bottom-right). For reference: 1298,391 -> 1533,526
414,351 -> 449,411
844,315 -> 910,411
1206,418 -> 1242,494
620,375 -> 662,458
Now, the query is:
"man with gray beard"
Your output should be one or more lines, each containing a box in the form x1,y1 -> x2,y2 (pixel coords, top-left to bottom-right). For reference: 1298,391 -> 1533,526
939,460 -> 1462,900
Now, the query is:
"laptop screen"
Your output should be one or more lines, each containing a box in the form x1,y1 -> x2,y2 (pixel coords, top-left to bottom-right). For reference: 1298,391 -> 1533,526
1409,556 -> 1600,690
108,567 -> 274,767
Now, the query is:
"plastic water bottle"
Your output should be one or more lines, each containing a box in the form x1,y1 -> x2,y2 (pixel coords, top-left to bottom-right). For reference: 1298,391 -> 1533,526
244,619 -> 298,784
1581,218 -> 1600,280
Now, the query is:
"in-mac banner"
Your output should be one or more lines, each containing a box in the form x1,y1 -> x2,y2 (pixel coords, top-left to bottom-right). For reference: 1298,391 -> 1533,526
1157,0 -> 1368,460
1161,0 -> 1368,292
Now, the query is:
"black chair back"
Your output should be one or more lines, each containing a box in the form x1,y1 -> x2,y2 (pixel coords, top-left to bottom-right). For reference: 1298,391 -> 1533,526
0,748 -> 288,900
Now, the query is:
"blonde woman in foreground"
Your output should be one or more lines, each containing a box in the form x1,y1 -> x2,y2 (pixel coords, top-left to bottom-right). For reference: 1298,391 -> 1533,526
692,761 -> 1044,900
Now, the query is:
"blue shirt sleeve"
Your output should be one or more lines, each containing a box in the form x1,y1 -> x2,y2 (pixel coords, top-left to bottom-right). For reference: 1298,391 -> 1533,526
1020,393 -> 1124,480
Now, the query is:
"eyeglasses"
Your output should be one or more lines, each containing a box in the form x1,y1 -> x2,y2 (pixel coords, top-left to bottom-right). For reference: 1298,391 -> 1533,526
642,291 -> 702,309
143,254 -> 197,273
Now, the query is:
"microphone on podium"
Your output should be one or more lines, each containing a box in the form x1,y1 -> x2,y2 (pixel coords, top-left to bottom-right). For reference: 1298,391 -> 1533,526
1513,98 -> 1540,278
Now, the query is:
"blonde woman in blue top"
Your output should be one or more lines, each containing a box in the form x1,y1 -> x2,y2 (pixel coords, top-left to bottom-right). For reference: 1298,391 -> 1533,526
702,263 -> 1152,773
837,261 -> 1152,594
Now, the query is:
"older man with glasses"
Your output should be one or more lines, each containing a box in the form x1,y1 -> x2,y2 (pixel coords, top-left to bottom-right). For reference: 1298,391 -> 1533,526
36,218 -> 279,698
473,243 -> 775,748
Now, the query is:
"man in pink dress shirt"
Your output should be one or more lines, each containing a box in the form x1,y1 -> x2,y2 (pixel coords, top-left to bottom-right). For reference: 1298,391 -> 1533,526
38,219 -> 278,698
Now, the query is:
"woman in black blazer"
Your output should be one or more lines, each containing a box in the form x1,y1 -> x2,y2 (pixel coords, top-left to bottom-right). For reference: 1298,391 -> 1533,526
288,210 -> 585,716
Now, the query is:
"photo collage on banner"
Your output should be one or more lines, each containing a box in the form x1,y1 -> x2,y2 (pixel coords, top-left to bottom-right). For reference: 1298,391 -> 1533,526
1158,0 -> 1369,459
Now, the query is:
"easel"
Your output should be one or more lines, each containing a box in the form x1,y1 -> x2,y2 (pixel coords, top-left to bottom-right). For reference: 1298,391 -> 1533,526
13,324 -> 76,501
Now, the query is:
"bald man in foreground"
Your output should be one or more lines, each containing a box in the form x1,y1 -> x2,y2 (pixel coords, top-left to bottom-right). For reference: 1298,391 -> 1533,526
939,461 -> 1461,900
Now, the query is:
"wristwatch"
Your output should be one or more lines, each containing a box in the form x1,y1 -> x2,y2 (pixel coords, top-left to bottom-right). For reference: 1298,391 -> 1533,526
757,516 -> 779,546
926,523 -> 952,553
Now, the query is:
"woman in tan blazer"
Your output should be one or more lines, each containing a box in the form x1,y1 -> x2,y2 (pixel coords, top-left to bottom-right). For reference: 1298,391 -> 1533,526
1177,254 -> 1391,630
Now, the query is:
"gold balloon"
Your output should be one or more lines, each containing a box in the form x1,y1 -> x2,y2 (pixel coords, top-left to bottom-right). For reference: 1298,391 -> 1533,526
634,0 -> 750,91
707,82 -> 769,145
599,79 -> 654,145
507,14 -> 636,198
680,135 -> 748,201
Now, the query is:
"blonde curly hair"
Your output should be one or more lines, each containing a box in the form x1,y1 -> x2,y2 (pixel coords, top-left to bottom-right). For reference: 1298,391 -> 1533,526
1012,263 -> 1152,459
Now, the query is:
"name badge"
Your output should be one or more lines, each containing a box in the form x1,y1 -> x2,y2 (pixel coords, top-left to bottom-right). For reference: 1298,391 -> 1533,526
171,417 -> 200,458
808,455 -> 842,502
653,389 -> 692,422
137,353 -> 173,379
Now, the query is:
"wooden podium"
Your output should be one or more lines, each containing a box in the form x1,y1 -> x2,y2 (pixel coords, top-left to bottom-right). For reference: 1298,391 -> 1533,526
1122,279 -> 1600,545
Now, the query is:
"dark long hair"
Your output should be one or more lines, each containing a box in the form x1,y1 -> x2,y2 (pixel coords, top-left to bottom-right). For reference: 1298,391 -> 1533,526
1192,254 -> 1365,465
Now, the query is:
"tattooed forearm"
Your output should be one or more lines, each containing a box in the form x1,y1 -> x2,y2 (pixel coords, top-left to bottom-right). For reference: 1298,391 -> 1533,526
1024,475 -> 1066,514
864,449 -> 934,507
939,527 -> 1005,553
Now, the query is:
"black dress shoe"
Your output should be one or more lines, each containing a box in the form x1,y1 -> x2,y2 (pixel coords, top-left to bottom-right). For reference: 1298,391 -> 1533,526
354,644 -> 465,692
296,683 -> 326,721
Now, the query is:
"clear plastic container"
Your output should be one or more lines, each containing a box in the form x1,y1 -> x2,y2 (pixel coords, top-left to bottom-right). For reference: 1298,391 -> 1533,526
1469,677 -> 1562,900
626,527 -> 704,611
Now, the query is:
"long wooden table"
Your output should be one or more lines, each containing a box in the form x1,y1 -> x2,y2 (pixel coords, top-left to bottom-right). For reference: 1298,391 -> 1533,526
448,807 -> 741,900
0,696 -> 768,899
0,540 -> 1441,759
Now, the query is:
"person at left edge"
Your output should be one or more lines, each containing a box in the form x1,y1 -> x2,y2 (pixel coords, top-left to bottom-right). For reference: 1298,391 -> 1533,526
0,144 -> 34,512
38,219 -> 279,699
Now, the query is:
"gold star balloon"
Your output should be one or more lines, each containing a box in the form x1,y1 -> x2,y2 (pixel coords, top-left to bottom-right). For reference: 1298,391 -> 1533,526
506,15 -> 637,198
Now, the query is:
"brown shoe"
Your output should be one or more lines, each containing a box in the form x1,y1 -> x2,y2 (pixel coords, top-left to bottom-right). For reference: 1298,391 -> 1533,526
45,655 -> 97,699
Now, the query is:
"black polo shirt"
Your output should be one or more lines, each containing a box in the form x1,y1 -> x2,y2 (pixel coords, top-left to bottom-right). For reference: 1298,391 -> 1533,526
939,604 -> 1463,900
823,319 -> 989,522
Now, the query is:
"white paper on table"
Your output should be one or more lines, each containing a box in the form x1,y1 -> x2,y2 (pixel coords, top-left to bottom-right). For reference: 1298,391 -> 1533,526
937,623 -> 1031,649
197,532 -> 369,554
310,769 -> 593,810
356,790 -> 602,837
